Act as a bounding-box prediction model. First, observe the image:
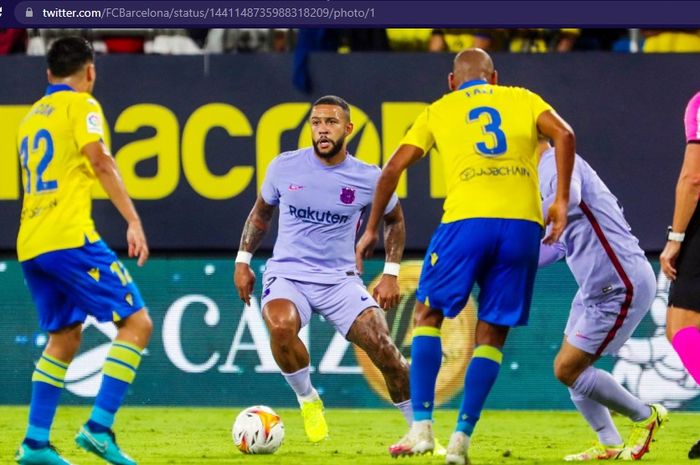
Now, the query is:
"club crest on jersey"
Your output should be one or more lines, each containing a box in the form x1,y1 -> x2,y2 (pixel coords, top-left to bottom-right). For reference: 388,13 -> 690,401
340,187 -> 355,204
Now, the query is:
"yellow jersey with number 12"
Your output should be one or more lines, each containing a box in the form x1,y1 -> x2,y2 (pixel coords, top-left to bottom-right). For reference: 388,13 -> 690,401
401,79 -> 552,226
16,84 -> 106,261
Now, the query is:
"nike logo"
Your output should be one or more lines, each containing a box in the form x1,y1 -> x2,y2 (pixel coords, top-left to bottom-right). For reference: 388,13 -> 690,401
288,184 -> 304,191
361,296 -> 369,301
575,332 -> 592,341
82,427 -> 108,453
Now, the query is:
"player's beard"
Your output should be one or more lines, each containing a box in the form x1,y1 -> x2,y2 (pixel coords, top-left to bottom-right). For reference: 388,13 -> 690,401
312,135 -> 345,159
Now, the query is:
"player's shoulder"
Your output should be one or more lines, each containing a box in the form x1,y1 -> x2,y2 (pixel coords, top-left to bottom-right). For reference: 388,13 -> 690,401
495,84 -> 541,99
276,147 -> 309,163
345,154 -> 382,177
268,147 -> 310,173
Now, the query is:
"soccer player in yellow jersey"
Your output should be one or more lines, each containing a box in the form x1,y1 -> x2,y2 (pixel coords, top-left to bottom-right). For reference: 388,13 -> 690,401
356,48 -> 575,465
15,37 -> 151,465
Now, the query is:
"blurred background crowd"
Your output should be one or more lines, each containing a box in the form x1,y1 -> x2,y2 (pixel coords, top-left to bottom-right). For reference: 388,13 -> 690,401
2,27 -> 700,56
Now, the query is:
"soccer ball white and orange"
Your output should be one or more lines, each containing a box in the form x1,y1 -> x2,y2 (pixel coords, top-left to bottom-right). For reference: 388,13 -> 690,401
232,405 -> 285,454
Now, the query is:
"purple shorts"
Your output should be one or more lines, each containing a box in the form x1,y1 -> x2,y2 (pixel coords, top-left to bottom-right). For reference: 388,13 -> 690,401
260,272 -> 378,337
566,262 -> 655,356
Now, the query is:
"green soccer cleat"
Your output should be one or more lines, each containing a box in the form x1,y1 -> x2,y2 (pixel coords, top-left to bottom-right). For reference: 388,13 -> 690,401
15,443 -> 74,465
75,425 -> 136,465
300,393 -> 328,443
563,443 -> 624,461
619,403 -> 668,461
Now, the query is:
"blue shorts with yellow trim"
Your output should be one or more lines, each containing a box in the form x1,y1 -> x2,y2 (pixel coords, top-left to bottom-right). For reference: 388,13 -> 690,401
415,218 -> 542,327
21,240 -> 145,332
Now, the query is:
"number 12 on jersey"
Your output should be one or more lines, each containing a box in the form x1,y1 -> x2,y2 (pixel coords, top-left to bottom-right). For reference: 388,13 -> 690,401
467,106 -> 508,157
20,129 -> 58,194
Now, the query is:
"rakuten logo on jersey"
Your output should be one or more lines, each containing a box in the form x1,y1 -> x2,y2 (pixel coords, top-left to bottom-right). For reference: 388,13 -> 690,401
288,205 -> 349,225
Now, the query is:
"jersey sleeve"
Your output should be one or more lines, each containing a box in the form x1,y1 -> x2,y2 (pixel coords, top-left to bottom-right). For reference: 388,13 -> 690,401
399,106 -> 434,155
71,95 -> 106,151
684,91 -> 700,143
260,157 -> 281,206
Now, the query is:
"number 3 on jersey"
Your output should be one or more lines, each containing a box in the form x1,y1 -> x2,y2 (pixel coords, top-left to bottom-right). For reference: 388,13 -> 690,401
20,129 -> 58,194
467,106 -> 508,156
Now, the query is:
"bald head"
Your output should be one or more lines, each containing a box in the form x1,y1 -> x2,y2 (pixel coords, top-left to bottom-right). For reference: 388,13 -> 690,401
450,48 -> 496,90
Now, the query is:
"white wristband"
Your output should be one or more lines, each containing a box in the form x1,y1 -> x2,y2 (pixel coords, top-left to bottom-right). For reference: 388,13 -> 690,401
235,251 -> 253,265
383,262 -> 400,276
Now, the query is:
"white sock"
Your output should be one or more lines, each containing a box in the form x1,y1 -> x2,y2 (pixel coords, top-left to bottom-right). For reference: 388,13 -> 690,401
394,399 -> 413,425
282,366 -> 313,399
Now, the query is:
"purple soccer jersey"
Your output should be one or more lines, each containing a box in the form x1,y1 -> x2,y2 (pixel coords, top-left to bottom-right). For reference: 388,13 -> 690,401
538,148 -> 650,303
261,147 -> 398,284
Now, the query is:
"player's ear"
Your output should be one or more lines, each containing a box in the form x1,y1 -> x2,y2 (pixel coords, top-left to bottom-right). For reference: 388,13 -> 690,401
489,69 -> 498,85
448,72 -> 456,91
345,121 -> 354,136
46,69 -> 52,82
86,63 -> 96,83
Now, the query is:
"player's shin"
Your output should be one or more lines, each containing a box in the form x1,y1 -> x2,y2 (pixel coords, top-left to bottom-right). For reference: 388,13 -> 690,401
23,353 -> 69,449
87,340 -> 144,433
456,345 -> 503,436
410,327 -> 442,422
672,326 -> 700,384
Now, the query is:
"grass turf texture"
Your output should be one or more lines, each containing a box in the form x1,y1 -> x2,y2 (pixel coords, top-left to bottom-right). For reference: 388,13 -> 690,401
1,407 -> 698,464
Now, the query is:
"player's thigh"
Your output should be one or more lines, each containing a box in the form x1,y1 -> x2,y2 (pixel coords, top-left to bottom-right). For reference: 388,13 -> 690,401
307,276 -> 377,338
21,258 -> 87,332
670,209 -> 700,311
415,219 -> 491,318
261,274 -> 311,332
45,240 -> 145,323
478,219 -> 541,327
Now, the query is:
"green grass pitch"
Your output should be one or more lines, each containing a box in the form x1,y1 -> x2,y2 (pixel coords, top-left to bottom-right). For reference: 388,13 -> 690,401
1,406 -> 698,464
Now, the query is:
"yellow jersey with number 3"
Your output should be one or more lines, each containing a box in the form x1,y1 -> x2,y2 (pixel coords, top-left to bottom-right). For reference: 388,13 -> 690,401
401,79 -> 552,225
16,84 -> 106,261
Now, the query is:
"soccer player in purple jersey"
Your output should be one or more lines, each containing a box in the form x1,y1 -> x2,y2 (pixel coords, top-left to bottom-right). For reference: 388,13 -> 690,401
234,95 -> 412,443
537,138 -> 667,461
660,91 -> 700,459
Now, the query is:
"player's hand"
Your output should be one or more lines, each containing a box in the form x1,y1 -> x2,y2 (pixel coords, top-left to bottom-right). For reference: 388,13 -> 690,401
660,240 -> 681,281
127,219 -> 149,267
234,263 -> 256,306
372,274 -> 401,310
355,230 -> 379,274
544,199 -> 568,244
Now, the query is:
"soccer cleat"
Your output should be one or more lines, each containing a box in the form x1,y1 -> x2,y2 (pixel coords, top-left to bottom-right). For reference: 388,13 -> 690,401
563,443 -> 624,461
689,439 -> 700,459
389,420 -> 434,457
619,403 -> 668,461
75,425 -> 136,465
445,431 -> 470,465
15,443 -> 74,465
300,394 -> 328,443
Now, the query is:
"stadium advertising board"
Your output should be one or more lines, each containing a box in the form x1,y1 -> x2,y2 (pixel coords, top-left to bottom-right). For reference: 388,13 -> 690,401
2,257 -> 698,411
0,53 -> 697,253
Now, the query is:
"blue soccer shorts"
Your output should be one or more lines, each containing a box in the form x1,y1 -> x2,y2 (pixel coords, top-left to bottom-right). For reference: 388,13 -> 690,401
21,239 -> 145,332
415,218 -> 542,327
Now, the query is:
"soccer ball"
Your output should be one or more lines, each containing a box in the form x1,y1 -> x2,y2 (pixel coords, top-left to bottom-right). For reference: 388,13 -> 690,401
232,405 -> 284,454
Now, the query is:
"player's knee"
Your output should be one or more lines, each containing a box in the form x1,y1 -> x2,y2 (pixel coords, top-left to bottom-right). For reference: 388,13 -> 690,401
139,310 -> 154,340
666,323 -> 676,343
553,356 -> 578,386
265,316 -> 298,344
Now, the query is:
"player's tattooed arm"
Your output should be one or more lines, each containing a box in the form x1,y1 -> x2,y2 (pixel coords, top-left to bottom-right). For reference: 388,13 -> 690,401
235,196 -> 276,305
239,196 -> 277,253
383,202 -> 405,264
